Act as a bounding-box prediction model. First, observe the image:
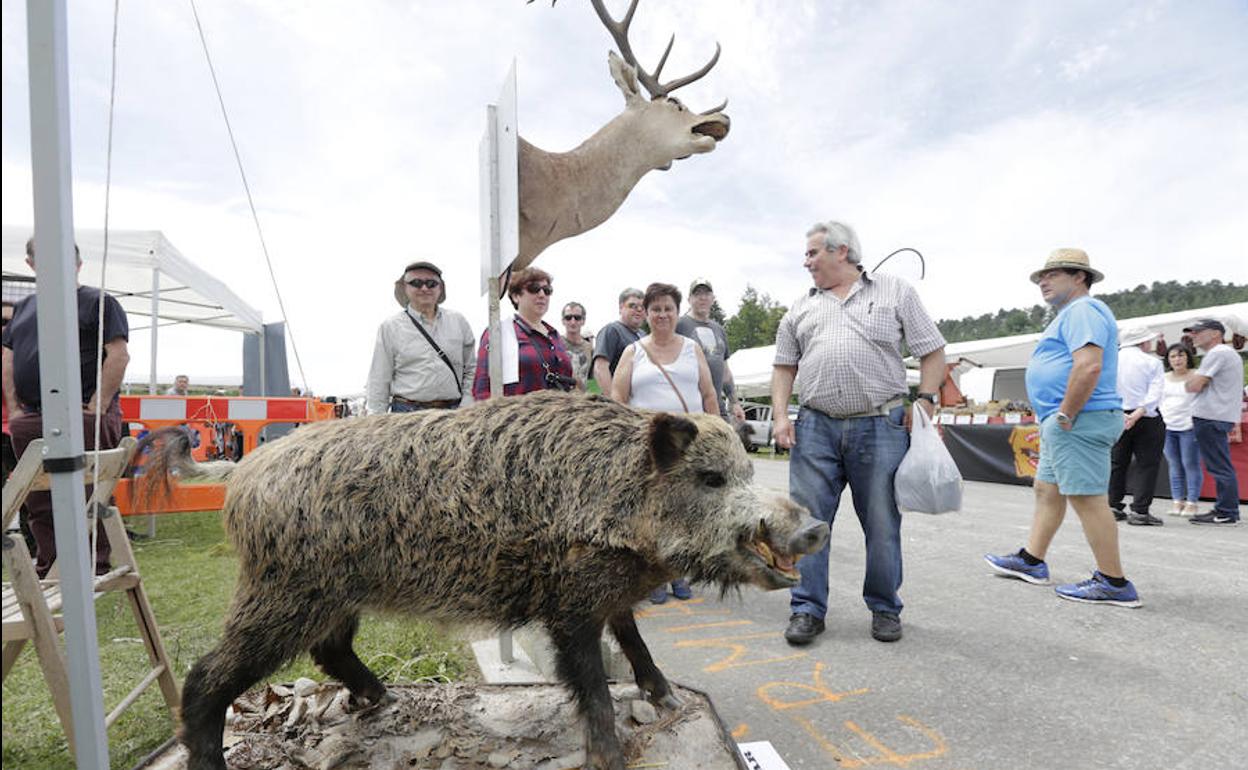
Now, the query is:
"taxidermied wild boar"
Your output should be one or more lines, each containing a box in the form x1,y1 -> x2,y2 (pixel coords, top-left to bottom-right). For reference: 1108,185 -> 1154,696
140,392 -> 827,770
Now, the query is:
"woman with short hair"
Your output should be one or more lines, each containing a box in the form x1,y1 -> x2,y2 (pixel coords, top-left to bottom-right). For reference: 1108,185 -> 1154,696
472,267 -> 574,399
612,282 -> 718,603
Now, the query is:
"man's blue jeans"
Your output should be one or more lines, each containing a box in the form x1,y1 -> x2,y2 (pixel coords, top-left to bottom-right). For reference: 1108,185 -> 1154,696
1192,417 -> 1241,518
789,405 -> 910,619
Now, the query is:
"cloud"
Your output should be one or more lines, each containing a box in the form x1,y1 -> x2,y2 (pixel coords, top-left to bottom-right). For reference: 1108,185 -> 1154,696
3,0 -> 1245,395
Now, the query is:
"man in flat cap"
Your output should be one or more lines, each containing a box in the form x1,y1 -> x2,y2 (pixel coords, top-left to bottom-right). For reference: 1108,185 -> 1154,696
365,261 -> 476,414
986,248 -> 1142,607
1183,319 -> 1242,525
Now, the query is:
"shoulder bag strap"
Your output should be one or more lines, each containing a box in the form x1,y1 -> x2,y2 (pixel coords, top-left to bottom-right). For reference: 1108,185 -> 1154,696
640,341 -> 689,414
406,311 -> 461,392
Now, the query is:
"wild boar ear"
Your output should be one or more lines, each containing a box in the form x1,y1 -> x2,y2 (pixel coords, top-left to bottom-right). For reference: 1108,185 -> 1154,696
648,413 -> 699,473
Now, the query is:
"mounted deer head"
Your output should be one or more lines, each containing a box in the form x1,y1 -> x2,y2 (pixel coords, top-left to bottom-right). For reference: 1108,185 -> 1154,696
514,0 -> 730,271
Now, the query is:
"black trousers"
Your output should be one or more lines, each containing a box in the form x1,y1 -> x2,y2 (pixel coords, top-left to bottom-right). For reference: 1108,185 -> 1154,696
1108,413 -> 1166,514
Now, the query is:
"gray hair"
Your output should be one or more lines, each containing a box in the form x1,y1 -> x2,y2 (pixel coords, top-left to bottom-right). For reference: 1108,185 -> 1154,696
618,287 -> 643,305
806,221 -> 862,265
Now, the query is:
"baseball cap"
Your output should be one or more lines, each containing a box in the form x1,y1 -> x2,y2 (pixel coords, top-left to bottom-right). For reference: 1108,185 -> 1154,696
1182,318 -> 1226,335
689,278 -> 714,294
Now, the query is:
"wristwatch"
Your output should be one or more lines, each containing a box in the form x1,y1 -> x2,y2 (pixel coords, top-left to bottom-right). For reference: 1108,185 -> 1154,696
1055,412 -> 1073,427
916,392 -> 939,405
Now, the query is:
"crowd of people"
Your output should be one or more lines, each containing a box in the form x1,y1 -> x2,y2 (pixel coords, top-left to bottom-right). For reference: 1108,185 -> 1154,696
3,224 -> 1243,646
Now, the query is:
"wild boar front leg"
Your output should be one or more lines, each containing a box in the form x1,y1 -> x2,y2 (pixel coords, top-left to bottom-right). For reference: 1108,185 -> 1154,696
549,619 -> 626,770
608,610 -> 681,709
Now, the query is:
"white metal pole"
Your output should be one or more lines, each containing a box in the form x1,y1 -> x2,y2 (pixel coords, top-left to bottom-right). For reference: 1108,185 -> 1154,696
146,269 -> 160,536
483,104 -> 512,664
25,0 -> 111,765
148,268 -> 159,394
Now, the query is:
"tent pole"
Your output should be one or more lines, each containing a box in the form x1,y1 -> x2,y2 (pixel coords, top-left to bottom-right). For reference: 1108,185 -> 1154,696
148,267 -> 159,394
26,0 -> 112,764
146,268 -> 160,535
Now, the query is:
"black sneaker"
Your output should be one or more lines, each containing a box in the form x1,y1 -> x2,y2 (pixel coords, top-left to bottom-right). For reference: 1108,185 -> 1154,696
1112,507 -> 1128,522
1127,512 -> 1164,526
1189,512 -> 1240,526
784,613 -> 825,645
871,611 -> 902,642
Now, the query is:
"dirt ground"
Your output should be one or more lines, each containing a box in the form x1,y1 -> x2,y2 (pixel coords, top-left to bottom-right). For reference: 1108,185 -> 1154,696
142,681 -> 746,770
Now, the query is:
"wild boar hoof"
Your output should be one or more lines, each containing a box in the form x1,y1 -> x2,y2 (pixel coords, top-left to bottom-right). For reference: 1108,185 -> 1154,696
345,688 -> 392,712
657,691 -> 684,710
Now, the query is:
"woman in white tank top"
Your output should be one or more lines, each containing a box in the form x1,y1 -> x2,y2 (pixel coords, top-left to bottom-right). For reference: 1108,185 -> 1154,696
611,284 -> 718,416
611,282 -> 719,604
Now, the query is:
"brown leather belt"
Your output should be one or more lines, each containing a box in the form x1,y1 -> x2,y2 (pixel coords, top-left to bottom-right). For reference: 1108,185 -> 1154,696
391,395 -> 459,409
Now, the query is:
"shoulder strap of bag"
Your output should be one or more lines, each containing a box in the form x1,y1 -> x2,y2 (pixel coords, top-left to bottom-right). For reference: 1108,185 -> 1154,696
640,340 -> 689,414
406,310 -> 461,392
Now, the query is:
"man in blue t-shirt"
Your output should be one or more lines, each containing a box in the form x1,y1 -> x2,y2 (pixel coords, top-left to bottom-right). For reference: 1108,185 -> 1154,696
985,249 -> 1141,608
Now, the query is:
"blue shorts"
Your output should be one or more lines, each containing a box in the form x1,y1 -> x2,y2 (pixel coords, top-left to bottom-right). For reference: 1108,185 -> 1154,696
1035,409 -> 1124,496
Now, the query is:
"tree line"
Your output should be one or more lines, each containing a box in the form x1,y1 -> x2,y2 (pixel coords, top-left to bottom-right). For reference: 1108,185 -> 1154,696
719,279 -> 1246,352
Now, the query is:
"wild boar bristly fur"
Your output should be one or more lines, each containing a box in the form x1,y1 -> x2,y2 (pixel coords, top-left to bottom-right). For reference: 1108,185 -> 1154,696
146,391 -> 827,770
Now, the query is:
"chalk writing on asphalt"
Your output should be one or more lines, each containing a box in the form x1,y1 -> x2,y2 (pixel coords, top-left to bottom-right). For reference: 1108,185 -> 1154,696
639,599 -> 957,767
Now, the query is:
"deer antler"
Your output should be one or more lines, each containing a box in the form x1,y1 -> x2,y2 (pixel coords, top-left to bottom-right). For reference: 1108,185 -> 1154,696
588,0 -> 722,99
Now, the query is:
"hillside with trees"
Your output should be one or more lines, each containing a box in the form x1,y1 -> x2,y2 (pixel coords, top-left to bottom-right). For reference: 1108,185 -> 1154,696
720,279 -> 1245,351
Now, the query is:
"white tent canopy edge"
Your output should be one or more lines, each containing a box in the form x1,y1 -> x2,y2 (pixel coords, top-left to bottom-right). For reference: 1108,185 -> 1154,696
2,225 -> 263,333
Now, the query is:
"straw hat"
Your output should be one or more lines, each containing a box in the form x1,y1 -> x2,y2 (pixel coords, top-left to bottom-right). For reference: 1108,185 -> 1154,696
1029,248 -> 1104,285
1118,326 -> 1159,348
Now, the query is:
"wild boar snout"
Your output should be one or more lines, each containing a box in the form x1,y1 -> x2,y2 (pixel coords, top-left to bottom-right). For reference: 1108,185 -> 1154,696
789,519 -> 829,556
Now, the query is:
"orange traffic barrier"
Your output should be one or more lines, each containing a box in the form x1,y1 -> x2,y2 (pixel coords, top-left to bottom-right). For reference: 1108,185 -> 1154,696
114,479 -> 226,516
120,394 -> 338,458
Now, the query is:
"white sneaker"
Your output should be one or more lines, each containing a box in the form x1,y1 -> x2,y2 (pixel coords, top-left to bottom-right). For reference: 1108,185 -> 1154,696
1181,502 -> 1201,517
1168,501 -> 1186,516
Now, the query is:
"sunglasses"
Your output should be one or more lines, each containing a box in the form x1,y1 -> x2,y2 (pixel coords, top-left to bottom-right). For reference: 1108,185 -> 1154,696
525,284 -> 553,296
562,314 -> 584,321
405,278 -> 441,289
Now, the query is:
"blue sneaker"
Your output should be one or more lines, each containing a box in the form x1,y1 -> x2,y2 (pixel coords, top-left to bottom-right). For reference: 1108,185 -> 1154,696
1055,571 -> 1141,608
984,551 -> 1050,584
648,586 -> 669,604
670,579 -> 693,600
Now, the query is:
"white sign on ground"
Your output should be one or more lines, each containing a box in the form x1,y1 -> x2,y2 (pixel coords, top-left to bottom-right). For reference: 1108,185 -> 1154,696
737,741 -> 792,770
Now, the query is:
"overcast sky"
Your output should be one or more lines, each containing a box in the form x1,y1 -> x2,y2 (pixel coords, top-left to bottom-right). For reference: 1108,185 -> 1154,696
3,0 -> 1246,395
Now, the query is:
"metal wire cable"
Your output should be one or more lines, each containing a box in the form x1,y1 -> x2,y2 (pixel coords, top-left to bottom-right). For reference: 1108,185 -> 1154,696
88,0 -> 124,564
187,0 -> 309,392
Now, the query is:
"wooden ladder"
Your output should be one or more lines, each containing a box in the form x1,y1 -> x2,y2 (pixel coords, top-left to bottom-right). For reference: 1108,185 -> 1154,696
2,436 -> 179,760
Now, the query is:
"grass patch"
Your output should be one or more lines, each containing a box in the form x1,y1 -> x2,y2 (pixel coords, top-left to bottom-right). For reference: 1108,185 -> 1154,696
1,510 -> 477,769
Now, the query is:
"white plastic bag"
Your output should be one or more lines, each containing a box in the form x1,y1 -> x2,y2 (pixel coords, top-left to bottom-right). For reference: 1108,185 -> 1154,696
894,403 -> 963,514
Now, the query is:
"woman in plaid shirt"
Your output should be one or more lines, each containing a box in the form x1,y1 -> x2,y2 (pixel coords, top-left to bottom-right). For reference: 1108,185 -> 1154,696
472,267 -> 575,399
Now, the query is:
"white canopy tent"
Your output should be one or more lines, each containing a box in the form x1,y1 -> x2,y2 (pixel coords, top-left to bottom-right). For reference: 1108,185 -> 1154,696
929,302 -> 1247,370
730,343 -> 921,399
2,226 -> 263,332
926,301 -> 1248,403
726,302 -> 1246,401
2,226 -> 264,392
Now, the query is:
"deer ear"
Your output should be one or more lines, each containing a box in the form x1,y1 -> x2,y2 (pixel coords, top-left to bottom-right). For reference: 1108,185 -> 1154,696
648,413 -> 699,473
608,50 -> 642,103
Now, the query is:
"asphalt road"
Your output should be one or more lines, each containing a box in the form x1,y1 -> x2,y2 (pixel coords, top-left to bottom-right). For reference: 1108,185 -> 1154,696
630,460 -> 1246,770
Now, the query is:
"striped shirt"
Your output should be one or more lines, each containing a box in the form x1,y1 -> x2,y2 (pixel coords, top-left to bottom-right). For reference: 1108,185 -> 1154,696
366,306 -> 476,414
774,271 -> 945,417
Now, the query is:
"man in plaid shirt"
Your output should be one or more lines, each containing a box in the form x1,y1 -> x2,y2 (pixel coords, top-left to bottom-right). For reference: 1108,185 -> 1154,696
771,220 -> 946,645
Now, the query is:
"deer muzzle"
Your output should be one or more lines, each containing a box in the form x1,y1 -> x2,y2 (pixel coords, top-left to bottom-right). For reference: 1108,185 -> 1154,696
692,113 -> 730,142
